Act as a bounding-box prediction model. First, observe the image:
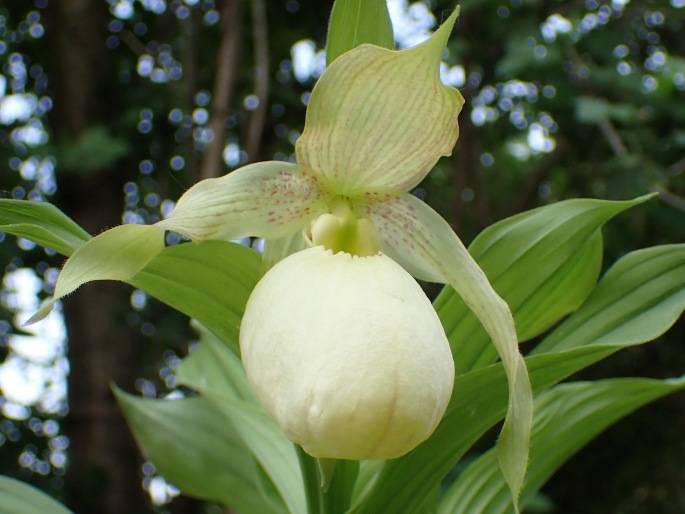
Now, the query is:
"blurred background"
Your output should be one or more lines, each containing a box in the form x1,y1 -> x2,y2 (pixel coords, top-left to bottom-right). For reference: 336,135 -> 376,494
0,0 -> 683,512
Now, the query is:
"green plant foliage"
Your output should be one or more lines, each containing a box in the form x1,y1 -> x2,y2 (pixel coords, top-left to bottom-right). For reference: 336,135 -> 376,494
439,376 -> 685,514
435,196 -> 651,373
0,476 -> 74,514
0,199 -> 91,256
130,241 -> 262,354
524,244 -> 685,387
326,0 -> 394,66
114,387 -> 285,514
174,326 -> 306,514
534,244 -> 685,353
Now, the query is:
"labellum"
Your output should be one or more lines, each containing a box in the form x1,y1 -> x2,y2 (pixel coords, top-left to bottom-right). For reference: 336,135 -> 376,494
240,243 -> 454,459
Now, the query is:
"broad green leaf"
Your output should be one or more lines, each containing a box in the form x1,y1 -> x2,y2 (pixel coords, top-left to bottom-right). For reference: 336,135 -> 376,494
0,475 -> 74,514
439,376 -> 685,514
114,388 -> 285,514
326,0 -> 394,66
175,327 -> 306,514
0,199 -> 90,256
534,244 -> 685,354
130,241 -> 261,354
349,244 -> 685,514
175,322 -> 257,400
435,196 -> 650,373
298,9 -> 464,194
193,387 -> 305,514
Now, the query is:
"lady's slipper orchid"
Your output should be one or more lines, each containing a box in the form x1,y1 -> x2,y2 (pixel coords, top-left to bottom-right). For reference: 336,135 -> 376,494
39,9 -> 532,505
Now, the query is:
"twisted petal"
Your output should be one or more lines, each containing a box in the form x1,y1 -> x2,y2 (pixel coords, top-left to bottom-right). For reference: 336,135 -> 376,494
157,161 -> 329,241
360,193 -> 532,508
296,9 -> 464,195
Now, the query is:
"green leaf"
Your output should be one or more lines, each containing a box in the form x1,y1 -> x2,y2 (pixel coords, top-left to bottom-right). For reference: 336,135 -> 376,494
438,376 -> 685,514
114,387 -> 285,514
435,196 -> 651,374
0,476 -> 74,514
534,244 -> 685,354
175,326 -> 306,514
176,322 -> 258,400
326,0 -> 394,66
0,199 -> 91,256
130,241 -> 261,354
349,244 -> 685,514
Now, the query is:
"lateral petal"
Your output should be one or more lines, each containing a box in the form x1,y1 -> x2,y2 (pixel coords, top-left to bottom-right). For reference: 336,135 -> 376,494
360,193 -> 532,510
158,161 -> 329,241
296,9 -> 464,195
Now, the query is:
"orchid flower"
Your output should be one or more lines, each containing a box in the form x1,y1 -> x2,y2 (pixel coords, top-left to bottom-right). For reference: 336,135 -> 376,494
37,9 -> 532,506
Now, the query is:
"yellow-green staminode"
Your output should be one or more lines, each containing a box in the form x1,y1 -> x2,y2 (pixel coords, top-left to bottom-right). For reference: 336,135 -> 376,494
43,8 -> 532,507
240,245 -> 454,459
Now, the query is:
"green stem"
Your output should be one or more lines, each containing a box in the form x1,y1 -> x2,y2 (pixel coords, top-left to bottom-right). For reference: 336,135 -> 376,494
296,446 -> 360,514
321,459 -> 359,514
297,446 -> 323,514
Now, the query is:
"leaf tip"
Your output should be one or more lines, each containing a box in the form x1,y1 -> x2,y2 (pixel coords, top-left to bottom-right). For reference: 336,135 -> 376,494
24,300 -> 55,326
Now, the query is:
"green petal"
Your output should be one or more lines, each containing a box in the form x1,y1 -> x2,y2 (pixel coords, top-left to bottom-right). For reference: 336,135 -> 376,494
157,161 -> 329,241
27,224 -> 165,324
296,9 -> 464,195
360,193 -> 532,511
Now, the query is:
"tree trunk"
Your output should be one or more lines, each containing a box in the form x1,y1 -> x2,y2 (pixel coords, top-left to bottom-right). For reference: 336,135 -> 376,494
44,1 -> 149,512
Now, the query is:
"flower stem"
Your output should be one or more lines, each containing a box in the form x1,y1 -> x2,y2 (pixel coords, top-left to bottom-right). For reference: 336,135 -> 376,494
297,446 -> 323,514
296,446 -> 359,514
